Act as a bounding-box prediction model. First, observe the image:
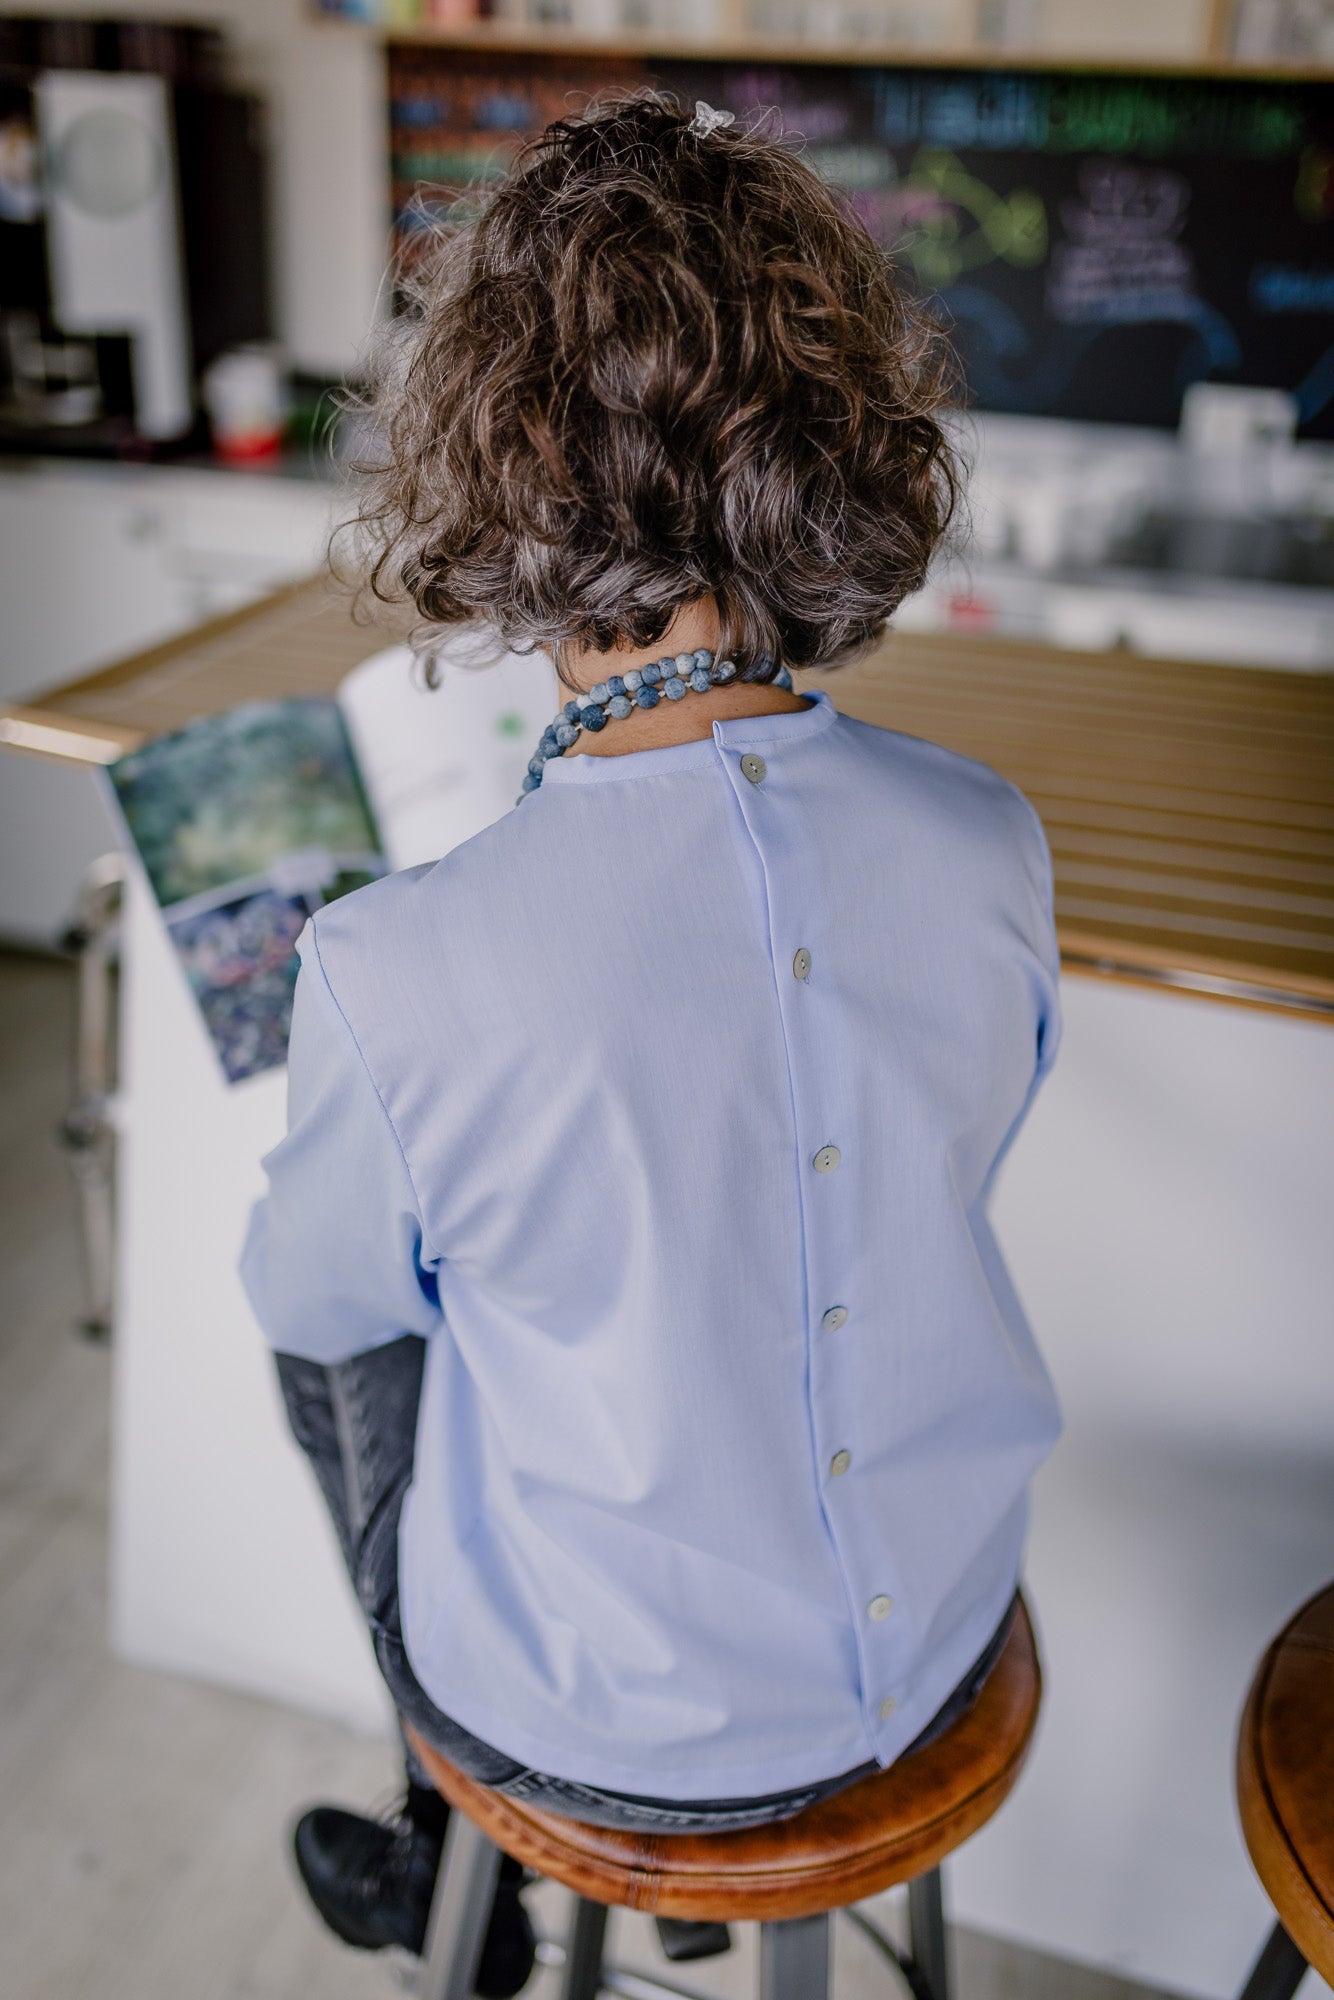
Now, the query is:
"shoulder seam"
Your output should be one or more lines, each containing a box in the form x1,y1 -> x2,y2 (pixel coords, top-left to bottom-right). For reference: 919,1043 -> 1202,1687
306,921 -> 445,1265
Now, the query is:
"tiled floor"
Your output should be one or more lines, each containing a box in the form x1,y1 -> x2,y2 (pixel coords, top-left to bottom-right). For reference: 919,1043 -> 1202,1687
0,949 -> 1187,2000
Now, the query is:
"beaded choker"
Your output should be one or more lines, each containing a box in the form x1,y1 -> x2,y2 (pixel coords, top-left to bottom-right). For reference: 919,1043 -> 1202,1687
518,649 -> 794,803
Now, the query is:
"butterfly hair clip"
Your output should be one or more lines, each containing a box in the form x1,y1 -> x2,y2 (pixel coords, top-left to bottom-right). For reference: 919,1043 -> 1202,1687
687,101 -> 736,138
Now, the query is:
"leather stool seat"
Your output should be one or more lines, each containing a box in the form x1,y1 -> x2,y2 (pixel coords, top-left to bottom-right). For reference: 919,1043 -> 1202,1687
411,1598 -> 1041,2000
1236,1581 -> 1334,1988
412,1595 -> 1040,1923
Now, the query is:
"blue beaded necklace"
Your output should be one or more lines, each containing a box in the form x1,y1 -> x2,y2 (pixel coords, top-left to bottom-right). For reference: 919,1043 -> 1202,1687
518,649 -> 794,803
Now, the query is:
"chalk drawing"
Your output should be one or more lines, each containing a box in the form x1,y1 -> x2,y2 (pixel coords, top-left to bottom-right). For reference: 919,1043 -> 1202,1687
1046,160 -> 1193,325
869,149 -> 1046,289
872,71 -> 1309,160
875,73 -> 1046,152
724,71 -> 850,141
937,285 -> 1096,409
805,143 -> 897,191
1251,266 -> 1334,314
941,280 -> 1239,411
1295,144 -> 1334,224
1294,342 -> 1334,422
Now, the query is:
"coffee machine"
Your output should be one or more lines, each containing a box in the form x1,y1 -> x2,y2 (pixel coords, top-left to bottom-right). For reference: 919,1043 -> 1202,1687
0,19 -> 270,449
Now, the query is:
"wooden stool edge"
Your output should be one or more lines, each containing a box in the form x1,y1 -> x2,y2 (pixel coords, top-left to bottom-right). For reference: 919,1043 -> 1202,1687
1236,1604 -> 1334,1986
406,1604 -> 1041,1921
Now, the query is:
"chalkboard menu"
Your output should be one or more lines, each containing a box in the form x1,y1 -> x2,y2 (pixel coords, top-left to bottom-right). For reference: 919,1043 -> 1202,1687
388,50 -> 1334,436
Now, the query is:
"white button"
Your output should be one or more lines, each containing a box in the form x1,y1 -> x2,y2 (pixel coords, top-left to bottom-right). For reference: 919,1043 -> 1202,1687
878,1696 -> 898,1721
813,1145 -> 841,1173
829,1449 -> 851,1477
792,947 -> 812,980
740,753 -> 766,785
867,1595 -> 894,1621
821,1305 -> 848,1332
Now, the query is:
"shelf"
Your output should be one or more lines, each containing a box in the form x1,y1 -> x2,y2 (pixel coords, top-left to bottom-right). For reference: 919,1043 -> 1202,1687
323,15 -> 1334,80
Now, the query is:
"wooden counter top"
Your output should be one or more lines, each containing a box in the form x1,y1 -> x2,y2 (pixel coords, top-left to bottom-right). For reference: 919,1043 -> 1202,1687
3,574 -> 1331,1021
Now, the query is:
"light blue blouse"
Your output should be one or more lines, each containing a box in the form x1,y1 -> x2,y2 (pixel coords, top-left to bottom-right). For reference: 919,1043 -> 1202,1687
241,687 -> 1062,1799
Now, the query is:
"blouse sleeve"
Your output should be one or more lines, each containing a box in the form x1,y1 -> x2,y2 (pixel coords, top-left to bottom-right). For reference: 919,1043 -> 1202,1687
976,794 -> 1062,1211
1027,798 -> 1062,1086
239,920 -> 443,1364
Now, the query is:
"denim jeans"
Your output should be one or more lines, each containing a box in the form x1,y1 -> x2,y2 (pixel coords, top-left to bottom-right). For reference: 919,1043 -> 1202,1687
276,1333 -> 1015,1833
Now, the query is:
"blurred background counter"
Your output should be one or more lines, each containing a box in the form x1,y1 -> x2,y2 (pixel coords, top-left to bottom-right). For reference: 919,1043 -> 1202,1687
8,567 -> 1333,1014
4,403 -> 1334,947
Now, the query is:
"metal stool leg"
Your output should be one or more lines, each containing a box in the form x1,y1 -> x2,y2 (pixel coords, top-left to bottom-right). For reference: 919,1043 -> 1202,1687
907,1868 -> 950,2000
760,1912 -> 830,2000
1238,1921 -> 1309,2000
561,1896 -> 610,2000
419,1811 -> 504,2000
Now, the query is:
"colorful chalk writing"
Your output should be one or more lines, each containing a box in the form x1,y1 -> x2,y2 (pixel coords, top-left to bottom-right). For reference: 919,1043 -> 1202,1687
386,47 -> 1334,433
1046,162 -> 1194,325
888,150 -> 1047,289
1296,145 -> 1334,223
873,72 -> 1306,159
1252,267 -> 1334,313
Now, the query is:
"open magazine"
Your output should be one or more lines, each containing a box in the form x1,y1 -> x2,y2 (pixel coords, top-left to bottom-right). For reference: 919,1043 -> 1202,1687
106,633 -> 557,1084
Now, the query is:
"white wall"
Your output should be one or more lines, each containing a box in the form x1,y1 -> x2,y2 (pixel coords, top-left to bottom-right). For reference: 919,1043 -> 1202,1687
30,0 -> 387,375
0,463 -> 334,944
957,975 -> 1334,1999
1032,0 -> 1213,56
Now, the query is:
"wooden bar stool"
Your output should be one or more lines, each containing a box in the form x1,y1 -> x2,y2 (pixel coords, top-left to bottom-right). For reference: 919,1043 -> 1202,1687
409,1595 -> 1042,2000
1235,1581 -> 1334,2000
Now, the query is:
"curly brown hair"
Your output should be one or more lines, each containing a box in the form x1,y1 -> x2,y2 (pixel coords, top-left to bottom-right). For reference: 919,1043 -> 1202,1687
344,90 -> 961,680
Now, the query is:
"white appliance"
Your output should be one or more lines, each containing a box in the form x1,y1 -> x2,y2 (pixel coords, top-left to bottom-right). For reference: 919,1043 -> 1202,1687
35,70 -> 192,442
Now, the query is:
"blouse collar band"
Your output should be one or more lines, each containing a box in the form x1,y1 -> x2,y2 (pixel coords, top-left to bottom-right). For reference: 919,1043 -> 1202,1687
536,687 -> 838,787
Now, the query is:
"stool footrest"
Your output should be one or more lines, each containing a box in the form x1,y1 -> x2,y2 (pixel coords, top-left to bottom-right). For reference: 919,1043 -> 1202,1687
599,1968 -> 732,2000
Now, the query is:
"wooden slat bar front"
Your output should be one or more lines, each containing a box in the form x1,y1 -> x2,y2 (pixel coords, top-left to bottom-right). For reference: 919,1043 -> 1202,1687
3,574 -> 1331,1019
824,639 -> 1334,1016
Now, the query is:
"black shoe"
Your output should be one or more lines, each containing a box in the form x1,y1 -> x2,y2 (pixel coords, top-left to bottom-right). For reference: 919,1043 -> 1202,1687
655,1916 -> 733,1962
292,1794 -> 536,1997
